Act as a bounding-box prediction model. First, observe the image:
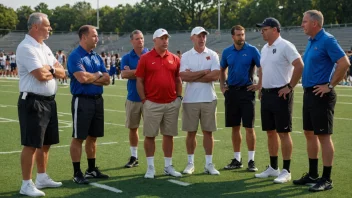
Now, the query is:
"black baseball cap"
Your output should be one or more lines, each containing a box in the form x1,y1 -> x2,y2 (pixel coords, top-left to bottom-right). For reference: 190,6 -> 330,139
256,17 -> 281,32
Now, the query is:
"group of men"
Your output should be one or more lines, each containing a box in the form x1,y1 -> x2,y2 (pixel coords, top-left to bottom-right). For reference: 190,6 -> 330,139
0,51 -> 17,77
15,9 -> 350,197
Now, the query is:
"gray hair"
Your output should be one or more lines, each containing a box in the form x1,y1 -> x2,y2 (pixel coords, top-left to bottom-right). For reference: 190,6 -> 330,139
304,10 -> 324,27
130,30 -> 143,40
27,12 -> 48,30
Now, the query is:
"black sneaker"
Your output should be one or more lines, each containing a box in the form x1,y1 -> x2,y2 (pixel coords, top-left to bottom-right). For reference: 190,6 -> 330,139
224,158 -> 243,170
309,177 -> 333,192
73,171 -> 90,184
247,160 -> 258,172
124,156 -> 139,168
293,172 -> 319,185
85,167 -> 109,179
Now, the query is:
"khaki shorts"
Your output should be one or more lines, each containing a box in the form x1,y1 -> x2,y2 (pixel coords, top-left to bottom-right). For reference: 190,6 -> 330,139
142,98 -> 181,137
125,100 -> 143,129
182,100 -> 217,132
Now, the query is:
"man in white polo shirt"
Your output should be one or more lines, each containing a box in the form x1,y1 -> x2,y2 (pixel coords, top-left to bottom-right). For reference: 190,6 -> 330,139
180,27 -> 220,175
254,17 -> 303,184
16,12 -> 66,197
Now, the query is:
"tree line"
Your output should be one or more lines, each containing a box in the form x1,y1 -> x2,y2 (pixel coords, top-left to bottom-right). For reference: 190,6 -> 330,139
0,0 -> 351,34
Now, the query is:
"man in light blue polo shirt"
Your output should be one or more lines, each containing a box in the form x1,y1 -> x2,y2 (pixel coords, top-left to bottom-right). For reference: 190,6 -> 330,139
220,25 -> 261,172
294,10 -> 351,192
120,30 -> 149,168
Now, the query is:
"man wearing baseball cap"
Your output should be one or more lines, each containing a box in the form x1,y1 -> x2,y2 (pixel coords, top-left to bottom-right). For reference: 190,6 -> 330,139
180,26 -> 220,175
135,28 -> 183,179
254,17 -> 303,184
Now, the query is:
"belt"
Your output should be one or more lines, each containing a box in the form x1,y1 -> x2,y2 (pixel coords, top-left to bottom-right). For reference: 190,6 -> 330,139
261,85 -> 286,93
21,92 -> 55,101
303,87 -> 315,93
74,94 -> 102,99
228,85 -> 248,90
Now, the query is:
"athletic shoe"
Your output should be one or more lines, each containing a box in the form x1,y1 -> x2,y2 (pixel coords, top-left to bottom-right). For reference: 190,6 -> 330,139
35,174 -> 62,189
183,163 -> 195,174
85,167 -> 109,179
144,165 -> 155,179
124,156 -> 139,168
20,180 -> 45,197
309,178 -> 333,192
164,165 -> 182,177
255,165 -> 280,178
204,163 -> 220,175
293,172 -> 319,185
224,158 -> 243,170
273,169 -> 291,183
247,160 -> 258,172
73,171 -> 89,184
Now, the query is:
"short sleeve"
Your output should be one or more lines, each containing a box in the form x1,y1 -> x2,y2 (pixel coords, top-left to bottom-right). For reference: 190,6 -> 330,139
220,50 -> 228,69
325,37 -> 345,63
120,55 -> 128,71
175,56 -> 180,77
252,47 -> 261,67
211,52 -> 220,71
180,53 -> 188,72
135,55 -> 146,78
16,45 -> 43,73
284,42 -> 301,64
67,52 -> 85,74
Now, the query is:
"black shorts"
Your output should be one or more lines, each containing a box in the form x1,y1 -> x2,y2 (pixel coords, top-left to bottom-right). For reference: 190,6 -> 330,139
10,63 -> 16,71
18,92 -> 59,148
224,86 -> 255,128
261,88 -> 293,133
303,87 -> 336,135
71,95 -> 104,139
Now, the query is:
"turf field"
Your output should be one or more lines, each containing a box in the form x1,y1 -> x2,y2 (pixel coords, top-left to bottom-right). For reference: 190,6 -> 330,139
0,78 -> 352,197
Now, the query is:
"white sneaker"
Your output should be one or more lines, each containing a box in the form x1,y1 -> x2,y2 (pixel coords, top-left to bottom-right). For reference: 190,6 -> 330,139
20,180 -> 45,197
164,165 -> 182,177
255,165 -> 280,178
144,165 -> 156,179
183,163 -> 195,174
35,175 -> 62,189
204,163 -> 220,175
273,169 -> 291,184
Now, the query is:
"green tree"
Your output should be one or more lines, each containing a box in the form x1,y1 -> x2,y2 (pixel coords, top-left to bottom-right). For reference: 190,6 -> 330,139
34,2 -> 53,17
0,4 -> 18,30
16,6 -> 34,30
51,4 -> 76,31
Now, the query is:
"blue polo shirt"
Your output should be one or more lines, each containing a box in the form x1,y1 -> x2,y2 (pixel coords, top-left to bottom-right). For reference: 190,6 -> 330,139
220,42 -> 261,86
121,48 -> 149,102
302,29 -> 345,88
67,45 -> 107,95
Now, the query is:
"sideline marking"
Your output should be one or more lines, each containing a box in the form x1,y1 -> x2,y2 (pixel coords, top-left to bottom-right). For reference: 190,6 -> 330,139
90,182 -> 123,193
168,179 -> 191,186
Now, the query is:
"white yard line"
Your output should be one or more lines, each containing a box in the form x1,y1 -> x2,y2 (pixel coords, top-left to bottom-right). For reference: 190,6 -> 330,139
90,182 -> 123,193
168,179 -> 191,186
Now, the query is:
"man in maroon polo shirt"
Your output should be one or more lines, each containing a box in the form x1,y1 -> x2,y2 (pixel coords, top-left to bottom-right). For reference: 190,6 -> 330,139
135,28 -> 183,179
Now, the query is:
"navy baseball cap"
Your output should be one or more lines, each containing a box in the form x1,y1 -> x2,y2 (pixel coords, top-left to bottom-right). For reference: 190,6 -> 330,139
256,17 -> 281,32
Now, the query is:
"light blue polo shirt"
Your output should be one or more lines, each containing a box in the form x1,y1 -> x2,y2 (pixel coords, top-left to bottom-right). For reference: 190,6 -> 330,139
120,48 -> 149,102
221,42 -> 261,86
302,29 -> 345,88
67,45 -> 107,95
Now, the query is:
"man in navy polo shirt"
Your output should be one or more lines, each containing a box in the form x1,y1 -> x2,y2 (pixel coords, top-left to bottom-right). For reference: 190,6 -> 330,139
294,10 -> 350,192
68,25 -> 110,184
220,25 -> 261,172
121,30 -> 149,168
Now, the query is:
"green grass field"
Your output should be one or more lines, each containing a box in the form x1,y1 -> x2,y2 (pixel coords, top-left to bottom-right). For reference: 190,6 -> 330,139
1,78 -> 352,197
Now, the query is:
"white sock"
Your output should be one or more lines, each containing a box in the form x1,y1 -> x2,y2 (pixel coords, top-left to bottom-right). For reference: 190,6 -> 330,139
188,154 -> 194,164
147,157 -> 154,167
164,157 -> 172,167
36,173 -> 47,180
234,152 -> 241,162
130,146 -> 138,158
248,151 -> 255,162
22,179 -> 31,186
205,155 -> 213,165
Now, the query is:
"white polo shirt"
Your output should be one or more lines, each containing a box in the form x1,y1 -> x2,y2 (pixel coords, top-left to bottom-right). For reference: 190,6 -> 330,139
180,47 -> 220,103
16,34 -> 58,96
9,54 -> 16,64
260,36 -> 300,88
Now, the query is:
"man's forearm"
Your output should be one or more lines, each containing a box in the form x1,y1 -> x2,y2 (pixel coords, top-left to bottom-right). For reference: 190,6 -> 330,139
121,69 -> 136,79
136,78 -> 146,100
257,67 -> 262,86
195,70 -> 220,83
94,73 -> 110,85
330,56 -> 350,86
176,76 -> 182,96
219,68 -> 227,89
180,70 -> 207,82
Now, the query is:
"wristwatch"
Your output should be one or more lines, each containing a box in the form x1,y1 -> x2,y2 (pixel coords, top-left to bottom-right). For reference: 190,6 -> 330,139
49,66 -> 56,75
328,83 -> 334,89
98,71 -> 103,78
177,95 -> 183,100
287,83 -> 293,90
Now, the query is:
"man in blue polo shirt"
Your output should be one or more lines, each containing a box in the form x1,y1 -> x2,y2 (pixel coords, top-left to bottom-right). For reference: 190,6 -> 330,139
294,10 -> 351,192
68,25 -> 110,184
121,30 -> 149,168
220,25 -> 261,172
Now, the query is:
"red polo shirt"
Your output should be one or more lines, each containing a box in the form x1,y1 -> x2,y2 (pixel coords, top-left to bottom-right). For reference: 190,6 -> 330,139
135,49 -> 180,103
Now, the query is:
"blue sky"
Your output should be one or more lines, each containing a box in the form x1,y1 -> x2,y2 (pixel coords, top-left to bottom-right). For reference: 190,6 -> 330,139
1,0 -> 141,10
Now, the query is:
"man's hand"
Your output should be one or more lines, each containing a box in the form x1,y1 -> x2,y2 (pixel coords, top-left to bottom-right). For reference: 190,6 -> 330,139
247,84 -> 262,92
124,66 -> 130,70
278,86 -> 291,100
313,84 -> 331,97
220,85 -> 228,94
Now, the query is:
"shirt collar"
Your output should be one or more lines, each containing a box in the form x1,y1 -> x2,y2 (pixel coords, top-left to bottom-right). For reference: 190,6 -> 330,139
77,45 -> 96,56
25,34 -> 43,48
191,47 -> 209,54
231,42 -> 248,51
150,48 -> 170,57
309,28 -> 325,41
130,48 -> 148,57
270,36 -> 282,47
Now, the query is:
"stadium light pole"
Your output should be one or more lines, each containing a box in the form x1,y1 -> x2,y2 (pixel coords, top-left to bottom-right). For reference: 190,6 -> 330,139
96,0 -> 100,29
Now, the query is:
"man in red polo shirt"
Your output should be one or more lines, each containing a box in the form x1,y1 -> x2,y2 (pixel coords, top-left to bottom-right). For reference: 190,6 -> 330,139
135,28 -> 183,179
